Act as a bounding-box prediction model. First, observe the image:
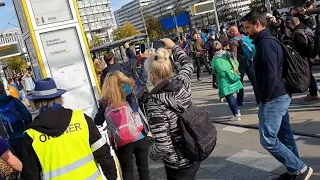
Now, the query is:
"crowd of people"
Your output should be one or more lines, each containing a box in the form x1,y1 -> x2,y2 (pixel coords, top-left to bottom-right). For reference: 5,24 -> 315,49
3,71 -> 35,110
0,1 -> 319,180
176,1 -> 320,120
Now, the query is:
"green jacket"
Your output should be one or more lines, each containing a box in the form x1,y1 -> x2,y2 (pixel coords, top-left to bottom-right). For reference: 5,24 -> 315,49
212,51 -> 243,100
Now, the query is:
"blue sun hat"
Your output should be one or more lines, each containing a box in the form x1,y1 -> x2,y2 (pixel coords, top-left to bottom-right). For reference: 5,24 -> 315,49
26,78 -> 66,100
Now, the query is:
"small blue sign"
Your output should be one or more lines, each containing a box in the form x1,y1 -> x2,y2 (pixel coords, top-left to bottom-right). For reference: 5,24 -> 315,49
161,13 -> 189,31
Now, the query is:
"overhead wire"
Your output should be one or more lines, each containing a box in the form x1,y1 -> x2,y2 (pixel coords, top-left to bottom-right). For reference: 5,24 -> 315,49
1,0 -> 18,34
1,15 -> 16,34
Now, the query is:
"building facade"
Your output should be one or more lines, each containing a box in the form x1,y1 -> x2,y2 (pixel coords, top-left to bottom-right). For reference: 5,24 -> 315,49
116,0 -> 253,33
114,0 -> 154,32
76,0 -> 116,43
216,0 -> 252,18
0,28 -> 26,53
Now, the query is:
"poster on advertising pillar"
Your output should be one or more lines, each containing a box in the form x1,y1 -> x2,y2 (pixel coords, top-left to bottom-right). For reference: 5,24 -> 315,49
39,27 -> 97,117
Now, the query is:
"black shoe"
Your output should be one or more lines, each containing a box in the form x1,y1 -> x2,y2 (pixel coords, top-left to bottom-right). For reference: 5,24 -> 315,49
295,167 -> 313,180
197,78 -> 202,82
272,173 -> 294,180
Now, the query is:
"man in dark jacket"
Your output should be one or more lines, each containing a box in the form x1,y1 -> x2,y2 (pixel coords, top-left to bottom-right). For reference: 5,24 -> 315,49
228,26 -> 260,106
306,1 -> 320,24
291,17 -> 319,101
242,11 -> 313,180
205,36 -> 217,88
204,36 -> 216,61
100,44 -> 137,87
291,7 -> 316,30
0,81 -> 31,159
22,78 -> 118,180
311,26 -> 320,61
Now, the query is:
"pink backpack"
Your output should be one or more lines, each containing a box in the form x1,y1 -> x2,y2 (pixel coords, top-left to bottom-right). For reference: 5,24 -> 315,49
104,103 -> 143,147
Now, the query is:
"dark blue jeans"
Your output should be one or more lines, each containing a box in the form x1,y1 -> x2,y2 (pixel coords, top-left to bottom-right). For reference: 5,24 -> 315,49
258,94 -> 306,173
309,63 -> 318,96
225,94 -> 240,116
237,59 -> 260,106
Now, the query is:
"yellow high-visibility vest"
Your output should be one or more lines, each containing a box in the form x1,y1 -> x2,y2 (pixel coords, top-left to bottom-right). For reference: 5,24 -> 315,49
26,110 -> 103,180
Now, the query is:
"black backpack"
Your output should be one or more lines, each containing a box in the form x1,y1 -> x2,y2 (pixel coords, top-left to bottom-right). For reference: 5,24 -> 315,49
295,28 -> 315,50
266,36 -> 310,93
176,103 -> 217,161
145,79 -> 217,161
303,15 -> 317,30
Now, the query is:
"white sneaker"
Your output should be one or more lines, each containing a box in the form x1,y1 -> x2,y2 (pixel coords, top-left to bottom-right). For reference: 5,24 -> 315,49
230,115 -> 241,121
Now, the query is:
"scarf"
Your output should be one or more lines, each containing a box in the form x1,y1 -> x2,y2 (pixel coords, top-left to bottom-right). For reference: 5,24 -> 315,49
40,103 -> 63,114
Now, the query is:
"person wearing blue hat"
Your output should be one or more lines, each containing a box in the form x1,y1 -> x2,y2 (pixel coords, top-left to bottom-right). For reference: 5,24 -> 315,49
21,78 -> 117,180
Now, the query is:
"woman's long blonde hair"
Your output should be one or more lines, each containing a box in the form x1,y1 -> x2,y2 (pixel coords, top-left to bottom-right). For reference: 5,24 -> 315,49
101,71 -> 135,107
94,58 -> 104,74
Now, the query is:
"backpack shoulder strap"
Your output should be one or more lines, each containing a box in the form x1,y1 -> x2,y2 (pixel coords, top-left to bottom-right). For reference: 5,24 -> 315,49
232,37 -> 240,41
105,104 -> 114,115
263,36 -> 287,52
264,36 -> 280,42
263,36 -> 284,46
294,29 -> 308,41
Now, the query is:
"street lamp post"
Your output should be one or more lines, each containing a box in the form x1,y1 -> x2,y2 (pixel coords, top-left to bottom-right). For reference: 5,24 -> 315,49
212,0 -> 220,33
158,1 -> 164,38
167,5 -> 180,39
138,1 -> 150,46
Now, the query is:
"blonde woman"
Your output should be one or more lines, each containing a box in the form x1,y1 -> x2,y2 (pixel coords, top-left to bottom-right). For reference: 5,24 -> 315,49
95,52 -> 149,180
94,58 -> 104,86
144,39 -> 199,180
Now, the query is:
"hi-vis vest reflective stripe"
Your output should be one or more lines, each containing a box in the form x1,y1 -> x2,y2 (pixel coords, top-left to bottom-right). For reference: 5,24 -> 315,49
26,110 -> 103,180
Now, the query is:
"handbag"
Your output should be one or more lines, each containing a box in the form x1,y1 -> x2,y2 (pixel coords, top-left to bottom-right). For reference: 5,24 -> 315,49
0,159 -> 20,180
0,159 -> 14,177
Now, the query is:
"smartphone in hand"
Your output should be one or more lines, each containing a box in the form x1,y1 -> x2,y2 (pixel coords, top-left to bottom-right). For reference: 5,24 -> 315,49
152,40 -> 165,50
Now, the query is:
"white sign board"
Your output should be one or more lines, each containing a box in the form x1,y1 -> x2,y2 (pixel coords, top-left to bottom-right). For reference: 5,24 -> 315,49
29,0 -> 73,26
39,27 -> 97,117
0,43 -> 22,60
15,0 -> 121,178
191,0 -> 215,16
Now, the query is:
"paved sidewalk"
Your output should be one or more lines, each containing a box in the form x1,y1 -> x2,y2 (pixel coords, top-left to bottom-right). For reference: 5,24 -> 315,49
135,123 -> 320,180
191,65 -> 320,138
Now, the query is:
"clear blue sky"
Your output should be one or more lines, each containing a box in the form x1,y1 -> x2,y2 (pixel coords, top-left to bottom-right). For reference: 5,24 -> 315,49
0,0 -> 132,30
0,0 -> 19,30
111,0 -> 133,11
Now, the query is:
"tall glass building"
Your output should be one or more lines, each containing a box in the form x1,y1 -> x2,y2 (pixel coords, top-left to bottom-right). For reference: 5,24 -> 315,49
76,0 -> 116,43
114,0 -> 154,33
